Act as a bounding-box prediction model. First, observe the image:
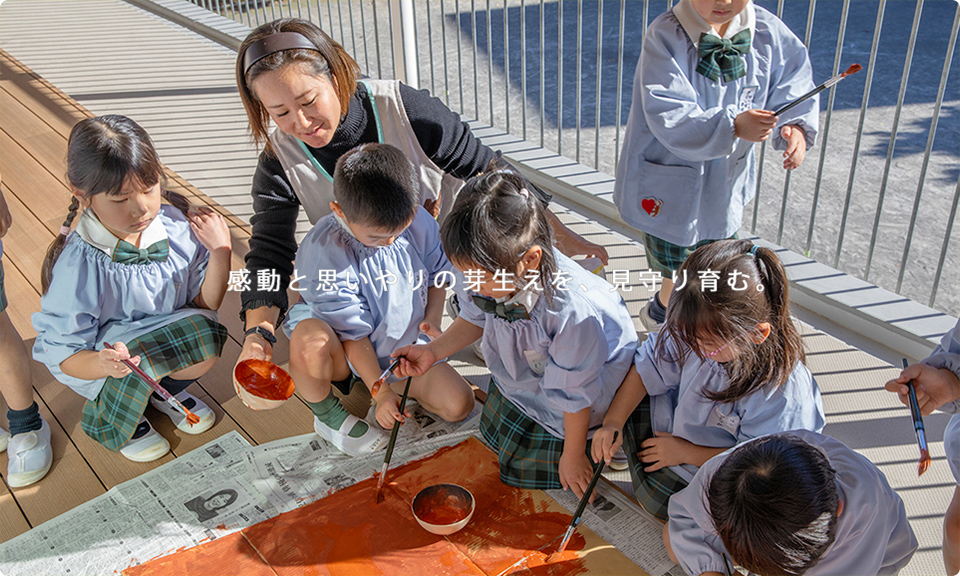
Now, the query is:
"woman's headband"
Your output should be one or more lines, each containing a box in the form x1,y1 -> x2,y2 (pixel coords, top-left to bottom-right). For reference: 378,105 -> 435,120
242,31 -> 321,74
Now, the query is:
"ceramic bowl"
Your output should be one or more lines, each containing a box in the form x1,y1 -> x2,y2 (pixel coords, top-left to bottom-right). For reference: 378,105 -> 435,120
233,359 -> 295,410
411,483 -> 475,536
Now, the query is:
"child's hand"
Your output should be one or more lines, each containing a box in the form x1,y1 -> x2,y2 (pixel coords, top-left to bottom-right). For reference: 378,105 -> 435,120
373,386 -> 414,429
734,109 -> 777,142
188,206 -> 231,252
559,451 -> 596,502
419,320 -> 442,340
392,345 -> 436,378
590,424 -> 624,465
885,362 -> 960,416
0,188 -> 11,238
99,342 -> 141,379
639,431 -> 693,472
781,125 -> 807,170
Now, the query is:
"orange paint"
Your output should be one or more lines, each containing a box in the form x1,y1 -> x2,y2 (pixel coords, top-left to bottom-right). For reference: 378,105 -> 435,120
414,490 -> 471,525
235,359 -> 295,400
123,438 -> 595,576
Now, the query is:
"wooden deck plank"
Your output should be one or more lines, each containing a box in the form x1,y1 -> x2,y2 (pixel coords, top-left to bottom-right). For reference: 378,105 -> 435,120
0,130 -> 72,233
0,475 -> 32,541
0,182 -> 53,293
0,50 -> 88,139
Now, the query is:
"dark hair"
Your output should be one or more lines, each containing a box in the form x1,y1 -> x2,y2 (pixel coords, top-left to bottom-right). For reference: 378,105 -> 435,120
707,434 -> 840,575
333,143 -> 419,230
41,115 -> 186,294
440,156 -> 557,299
237,18 -> 360,150
659,239 -> 804,403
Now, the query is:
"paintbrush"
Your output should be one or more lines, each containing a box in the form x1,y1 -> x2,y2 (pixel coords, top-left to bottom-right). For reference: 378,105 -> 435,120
773,63 -> 862,116
370,356 -> 403,398
902,358 -> 932,476
375,376 -> 413,504
103,342 -> 200,426
548,430 -> 618,562
722,552 -> 735,576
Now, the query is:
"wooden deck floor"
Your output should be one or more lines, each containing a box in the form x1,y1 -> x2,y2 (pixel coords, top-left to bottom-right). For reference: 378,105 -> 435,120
0,49 -> 334,541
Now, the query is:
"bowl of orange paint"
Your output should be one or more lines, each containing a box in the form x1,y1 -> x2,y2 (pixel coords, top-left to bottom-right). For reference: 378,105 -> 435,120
233,359 -> 295,410
411,483 -> 475,536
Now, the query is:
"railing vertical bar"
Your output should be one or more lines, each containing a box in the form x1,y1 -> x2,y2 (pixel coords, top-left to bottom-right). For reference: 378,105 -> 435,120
360,0 -> 371,75
387,0 -> 397,79
326,0 -> 334,34
455,0 -> 464,113
411,0 -> 421,87
306,0 -> 312,25
614,0 -> 625,172
245,0 -> 253,28
777,171 -> 791,245
297,0 -> 303,19
472,0 -> 479,118
805,0 -> 850,254
269,0 -> 276,20
865,0 -> 924,281
504,0 -> 511,134
426,0 -> 436,96
751,144 -> 766,234
441,0 -> 451,107
540,0 -> 545,148
835,0 -> 885,268
896,2 -> 959,293
372,0 -> 383,78
594,0 -> 603,169
558,0 -> 563,155
930,175 -> 960,308
336,0 -> 346,49
575,0 -> 582,162
278,0 -> 285,17
347,0 -> 358,56
487,0 -> 494,126
521,0 -> 527,141
252,0 -> 260,27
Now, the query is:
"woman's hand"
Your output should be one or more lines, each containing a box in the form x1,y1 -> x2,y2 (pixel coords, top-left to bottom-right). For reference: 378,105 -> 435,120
559,450 -> 596,502
189,206 -> 231,253
639,431 -> 694,472
392,344 -> 437,378
99,342 -> 141,379
591,424 -> 624,466
238,330 -> 273,366
781,125 -> 807,170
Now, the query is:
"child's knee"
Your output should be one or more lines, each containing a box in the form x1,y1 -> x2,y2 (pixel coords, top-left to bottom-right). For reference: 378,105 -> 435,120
289,321 -> 339,367
662,522 -> 679,564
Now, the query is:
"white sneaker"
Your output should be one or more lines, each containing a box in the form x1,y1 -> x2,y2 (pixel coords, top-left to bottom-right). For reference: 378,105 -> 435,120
313,415 -> 387,457
150,391 -> 215,434
7,420 -> 53,488
639,298 -> 665,333
120,418 -> 170,462
0,427 -> 9,453
609,447 -> 630,471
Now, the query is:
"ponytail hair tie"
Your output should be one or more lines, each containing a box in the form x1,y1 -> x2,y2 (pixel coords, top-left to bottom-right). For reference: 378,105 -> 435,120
59,225 -> 71,236
518,187 -> 529,198
748,244 -> 759,256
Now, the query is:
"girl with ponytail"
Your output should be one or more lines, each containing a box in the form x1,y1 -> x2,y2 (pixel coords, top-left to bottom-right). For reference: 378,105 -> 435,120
592,239 -> 825,521
32,115 -> 232,462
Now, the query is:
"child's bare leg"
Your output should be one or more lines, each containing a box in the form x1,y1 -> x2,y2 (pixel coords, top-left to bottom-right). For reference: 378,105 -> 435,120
662,522 -> 679,564
168,357 -> 218,381
658,277 -> 674,308
0,311 -> 35,411
401,362 -> 474,422
946,486 -> 960,576
288,318 -> 350,403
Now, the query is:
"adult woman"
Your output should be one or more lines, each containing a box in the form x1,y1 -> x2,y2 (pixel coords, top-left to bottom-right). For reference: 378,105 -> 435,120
235,19 -> 608,388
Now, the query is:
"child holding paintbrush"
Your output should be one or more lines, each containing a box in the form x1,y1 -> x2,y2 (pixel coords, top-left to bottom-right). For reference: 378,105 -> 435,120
32,115 -> 231,462
886,319 -> 960,575
282,143 -> 474,457
614,0 -> 820,331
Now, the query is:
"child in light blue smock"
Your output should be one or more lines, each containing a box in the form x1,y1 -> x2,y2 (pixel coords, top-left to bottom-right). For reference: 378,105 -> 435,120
614,0 -> 820,331
665,430 -> 917,576
283,143 -> 474,458
32,115 -> 232,463
394,160 -> 638,499
593,239 -> 824,521
886,319 -> 960,575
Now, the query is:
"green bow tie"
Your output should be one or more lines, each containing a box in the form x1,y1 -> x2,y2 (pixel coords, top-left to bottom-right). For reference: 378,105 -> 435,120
472,295 -> 530,323
113,239 -> 169,265
697,29 -> 751,83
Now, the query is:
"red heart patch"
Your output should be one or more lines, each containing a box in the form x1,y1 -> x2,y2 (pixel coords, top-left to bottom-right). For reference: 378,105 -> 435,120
641,197 -> 662,217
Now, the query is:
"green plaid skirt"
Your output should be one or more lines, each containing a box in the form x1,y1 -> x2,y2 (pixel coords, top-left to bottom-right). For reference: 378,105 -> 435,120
81,314 -> 227,451
480,379 -> 594,490
641,232 -> 737,275
624,396 -> 689,522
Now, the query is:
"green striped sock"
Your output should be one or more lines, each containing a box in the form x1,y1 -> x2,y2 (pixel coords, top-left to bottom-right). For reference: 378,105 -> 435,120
305,392 -> 368,438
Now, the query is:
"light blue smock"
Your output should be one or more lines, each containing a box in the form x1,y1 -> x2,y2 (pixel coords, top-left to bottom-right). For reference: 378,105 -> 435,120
614,3 -> 819,246
667,430 -> 918,576
32,205 -> 213,400
456,250 -> 639,439
283,207 -> 447,376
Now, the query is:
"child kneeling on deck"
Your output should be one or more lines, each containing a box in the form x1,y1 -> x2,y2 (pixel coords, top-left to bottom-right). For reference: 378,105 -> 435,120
593,240 -> 825,521
33,115 -> 231,462
664,431 -> 918,576
282,143 -> 474,457
394,160 -> 638,499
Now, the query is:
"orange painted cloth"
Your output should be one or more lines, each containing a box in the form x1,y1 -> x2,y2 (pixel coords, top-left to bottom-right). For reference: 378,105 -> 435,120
124,437 -> 612,576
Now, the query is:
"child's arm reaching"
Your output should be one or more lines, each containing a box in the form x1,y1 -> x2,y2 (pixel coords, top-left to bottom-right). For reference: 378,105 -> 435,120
420,286 -> 446,339
560,407 -> 596,502
592,367 -> 647,465
393,317 -> 484,378
189,206 -> 231,310
342,337 -> 413,429
640,434 -> 727,471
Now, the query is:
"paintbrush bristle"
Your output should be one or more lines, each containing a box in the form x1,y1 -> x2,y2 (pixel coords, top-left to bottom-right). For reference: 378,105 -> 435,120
186,412 -> 200,426
918,449 -> 931,476
842,63 -> 862,77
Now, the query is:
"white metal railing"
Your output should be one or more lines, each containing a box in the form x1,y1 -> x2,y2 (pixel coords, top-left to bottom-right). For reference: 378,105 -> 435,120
187,0 -> 959,317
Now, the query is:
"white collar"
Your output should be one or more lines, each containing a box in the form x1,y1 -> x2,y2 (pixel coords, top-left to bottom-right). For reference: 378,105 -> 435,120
332,211 -> 361,242
496,286 -> 541,313
674,0 -> 755,47
74,209 -> 168,258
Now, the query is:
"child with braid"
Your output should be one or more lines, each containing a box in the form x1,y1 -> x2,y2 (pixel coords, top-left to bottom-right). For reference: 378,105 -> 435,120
32,115 -> 231,462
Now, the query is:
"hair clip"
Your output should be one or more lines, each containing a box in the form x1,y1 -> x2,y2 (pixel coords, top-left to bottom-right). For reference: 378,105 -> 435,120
59,225 -> 71,236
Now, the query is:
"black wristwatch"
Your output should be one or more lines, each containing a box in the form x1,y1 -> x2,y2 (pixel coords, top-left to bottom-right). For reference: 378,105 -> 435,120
244,326 -> 277,345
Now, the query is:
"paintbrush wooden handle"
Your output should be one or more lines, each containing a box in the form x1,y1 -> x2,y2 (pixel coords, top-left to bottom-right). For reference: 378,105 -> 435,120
569,430 -> 617,526
382,377 -> 413,465
103,342 -> 168,398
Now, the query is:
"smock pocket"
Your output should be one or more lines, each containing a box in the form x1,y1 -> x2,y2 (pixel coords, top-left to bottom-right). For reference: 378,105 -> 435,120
635,160 -> 703,244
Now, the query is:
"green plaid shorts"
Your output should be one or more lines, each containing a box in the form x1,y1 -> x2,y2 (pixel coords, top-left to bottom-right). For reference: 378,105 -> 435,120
640,232 -> 737,275
81,314 -> 227,451
624,396 -> 689,522
480,379 -> 569,490
0,258 -> 7,313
